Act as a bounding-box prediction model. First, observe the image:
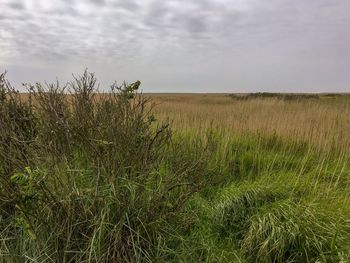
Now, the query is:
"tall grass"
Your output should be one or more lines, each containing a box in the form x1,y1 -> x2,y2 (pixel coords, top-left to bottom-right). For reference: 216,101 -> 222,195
151,93 -> 350,154
150,93 -> 350,262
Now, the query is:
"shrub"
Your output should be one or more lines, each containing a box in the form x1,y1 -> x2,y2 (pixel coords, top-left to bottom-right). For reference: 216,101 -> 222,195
0,70 -> 206,262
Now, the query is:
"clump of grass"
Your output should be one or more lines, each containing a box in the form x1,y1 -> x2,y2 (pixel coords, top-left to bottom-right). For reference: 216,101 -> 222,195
215,185 -> 350,262
215,186 -> 289,240
242,201 -> 350,262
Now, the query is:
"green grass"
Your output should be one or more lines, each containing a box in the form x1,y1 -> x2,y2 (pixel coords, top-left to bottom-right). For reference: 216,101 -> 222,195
169,134 -> 350,262
1,71 -> 350,262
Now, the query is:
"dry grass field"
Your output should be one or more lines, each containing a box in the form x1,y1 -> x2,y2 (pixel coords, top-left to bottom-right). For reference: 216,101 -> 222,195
150,93 -> 350,154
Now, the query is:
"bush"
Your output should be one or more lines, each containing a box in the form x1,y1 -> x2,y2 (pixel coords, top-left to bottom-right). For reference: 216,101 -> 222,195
0,70 -> 206,262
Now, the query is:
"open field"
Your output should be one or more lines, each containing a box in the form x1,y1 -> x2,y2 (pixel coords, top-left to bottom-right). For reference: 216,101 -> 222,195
149,93 -> 350,262
1,72 -> 350,262
150,93 -> 350,154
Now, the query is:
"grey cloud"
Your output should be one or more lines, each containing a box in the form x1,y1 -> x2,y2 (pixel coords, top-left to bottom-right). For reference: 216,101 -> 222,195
89,0 -> 106,6
52,6 -> 78,16
1,0 -> 349,92
143,1 -> 170,28
8,1 -> 24,10
113,0 -> 140,11
185,17 -> 207,34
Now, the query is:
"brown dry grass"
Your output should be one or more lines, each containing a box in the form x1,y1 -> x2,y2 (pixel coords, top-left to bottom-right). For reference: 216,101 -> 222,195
148,94 -> 350,153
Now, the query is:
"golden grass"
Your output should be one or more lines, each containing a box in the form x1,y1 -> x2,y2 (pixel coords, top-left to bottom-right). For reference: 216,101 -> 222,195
149,94 -> 350,153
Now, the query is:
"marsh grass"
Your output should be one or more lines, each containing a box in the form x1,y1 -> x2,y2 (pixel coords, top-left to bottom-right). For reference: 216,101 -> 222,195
151,93 -> 350,154
150,93 -> 350,262
1,72 -> 350,262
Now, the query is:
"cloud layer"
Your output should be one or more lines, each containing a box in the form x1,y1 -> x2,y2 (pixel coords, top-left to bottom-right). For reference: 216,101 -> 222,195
1,0 -> 349,92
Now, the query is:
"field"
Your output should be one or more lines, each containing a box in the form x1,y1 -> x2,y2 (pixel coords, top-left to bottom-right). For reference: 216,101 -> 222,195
151,93 -> 350,262
151,93 -> 350,153
1,72 -> 350,262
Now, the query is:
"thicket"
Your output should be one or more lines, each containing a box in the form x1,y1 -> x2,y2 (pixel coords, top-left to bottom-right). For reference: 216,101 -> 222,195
0,71 -> 220,262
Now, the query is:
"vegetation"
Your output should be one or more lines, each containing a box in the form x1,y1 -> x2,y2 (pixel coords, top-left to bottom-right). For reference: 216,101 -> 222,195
228,92 -> 320,101
1,71 -> 350,262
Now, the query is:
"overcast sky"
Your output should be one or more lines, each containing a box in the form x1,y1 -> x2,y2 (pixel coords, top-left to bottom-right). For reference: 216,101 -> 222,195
1,0 -> 349,92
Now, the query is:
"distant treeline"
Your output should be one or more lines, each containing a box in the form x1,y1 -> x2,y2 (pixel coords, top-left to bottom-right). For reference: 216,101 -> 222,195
228,92 -> 344,101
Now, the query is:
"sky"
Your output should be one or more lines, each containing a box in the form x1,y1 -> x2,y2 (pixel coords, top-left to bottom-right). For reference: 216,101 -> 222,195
0,0 -> 349,93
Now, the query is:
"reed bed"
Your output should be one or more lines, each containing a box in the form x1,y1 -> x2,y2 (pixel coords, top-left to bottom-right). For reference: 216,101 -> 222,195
151,94 -> 350,154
